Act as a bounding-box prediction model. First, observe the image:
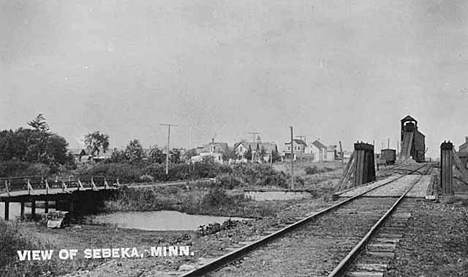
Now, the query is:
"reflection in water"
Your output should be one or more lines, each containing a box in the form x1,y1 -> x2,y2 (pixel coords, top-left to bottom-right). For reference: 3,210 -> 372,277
92,210 -> 248,231
0,202 -> 56,220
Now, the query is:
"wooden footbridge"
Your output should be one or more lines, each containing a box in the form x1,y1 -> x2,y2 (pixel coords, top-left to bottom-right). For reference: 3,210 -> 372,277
0,176 -> 119,220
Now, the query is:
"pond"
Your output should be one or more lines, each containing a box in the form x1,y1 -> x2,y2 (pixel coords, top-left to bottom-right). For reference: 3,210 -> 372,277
91,210 -> 249,231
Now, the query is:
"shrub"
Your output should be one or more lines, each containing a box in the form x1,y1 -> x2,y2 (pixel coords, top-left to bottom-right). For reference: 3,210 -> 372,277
231,164 -> 288,188
201,187 -> 233,208
305,166 -> 319,175
0,161 -> 51,178
77,163 -> 142,183
217,174 -> 242,189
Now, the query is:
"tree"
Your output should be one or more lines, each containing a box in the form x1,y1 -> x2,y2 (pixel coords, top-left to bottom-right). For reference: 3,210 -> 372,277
272,148 -> 281,163
124,139 -> 144,162
223,148 -> 237,162
27,113 -> 50,132
110,149 -> 127,163
148,144 -> 165,164
244,146 -> 253,161
0,126 -> 74,172
169,148 -> 182,164
84,131 -> 110,157
258,147 -> 267,162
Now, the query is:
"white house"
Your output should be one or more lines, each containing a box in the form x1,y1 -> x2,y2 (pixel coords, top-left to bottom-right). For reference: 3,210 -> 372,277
191,152 -> 223,164
307,139 -> 336,162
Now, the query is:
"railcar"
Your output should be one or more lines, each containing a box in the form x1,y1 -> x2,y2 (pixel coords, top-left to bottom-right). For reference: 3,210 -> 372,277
381,149 -> 396,165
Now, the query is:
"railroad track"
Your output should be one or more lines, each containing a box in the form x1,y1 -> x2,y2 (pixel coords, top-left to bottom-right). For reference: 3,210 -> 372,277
181,163 -> 432,277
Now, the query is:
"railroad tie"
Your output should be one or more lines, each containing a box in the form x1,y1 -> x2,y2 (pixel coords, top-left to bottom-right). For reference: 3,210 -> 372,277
367,243 -> 396,252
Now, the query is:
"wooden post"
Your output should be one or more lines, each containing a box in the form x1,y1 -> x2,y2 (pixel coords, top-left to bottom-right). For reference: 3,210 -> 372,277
44,201 -> 49,213
369,148 -> 376,182
4,201 -> 9,220
339,141 -> 344,167
45,179 -> 50,194
354,142 -> 376,187
290,126 -> 294,190
440,141 -> 453,195
91,177 -> 97,190
20,202 -> 25,218
31,201 -> 36,216
5,181 -> 10,196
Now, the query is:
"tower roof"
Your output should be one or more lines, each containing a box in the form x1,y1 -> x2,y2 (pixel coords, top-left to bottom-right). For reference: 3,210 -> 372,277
401,115 -> 417,123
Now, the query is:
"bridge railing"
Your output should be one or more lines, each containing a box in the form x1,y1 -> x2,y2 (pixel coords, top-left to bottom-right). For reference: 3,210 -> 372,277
0,176 -> 120,195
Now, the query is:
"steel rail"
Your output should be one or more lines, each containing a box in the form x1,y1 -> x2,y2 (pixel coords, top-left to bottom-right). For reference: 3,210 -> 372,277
180,163 -> 429,277
328,163 -> 432,277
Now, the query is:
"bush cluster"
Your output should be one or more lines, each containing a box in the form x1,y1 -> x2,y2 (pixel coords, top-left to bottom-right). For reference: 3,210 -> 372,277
304,165 -> 334,175
0,161 -> 51,178
231,164 -> 289,188
77,158 -> 232,184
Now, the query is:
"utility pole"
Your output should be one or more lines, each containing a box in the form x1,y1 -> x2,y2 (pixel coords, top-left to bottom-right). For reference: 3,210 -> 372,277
161,124 -> 177,174
188,126 -> 192,150
248,131 -> 261,162
290,126 -> 294,190
339,141 -> 344,167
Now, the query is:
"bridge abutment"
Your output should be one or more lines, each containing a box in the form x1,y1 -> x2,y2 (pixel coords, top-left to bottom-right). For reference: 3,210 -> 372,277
440,141 -> 453,195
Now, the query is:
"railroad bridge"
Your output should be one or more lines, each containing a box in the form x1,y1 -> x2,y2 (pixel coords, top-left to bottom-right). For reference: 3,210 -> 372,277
0,176 -> 119,220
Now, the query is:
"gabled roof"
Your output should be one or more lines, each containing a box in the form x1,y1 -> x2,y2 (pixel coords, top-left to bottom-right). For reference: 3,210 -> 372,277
69,148 -> 87,155
401,115 -> 417,122
234,141 -> 278,152
285,139 -> 307,146
460,138 -> 468,151
311,140 -> 327,149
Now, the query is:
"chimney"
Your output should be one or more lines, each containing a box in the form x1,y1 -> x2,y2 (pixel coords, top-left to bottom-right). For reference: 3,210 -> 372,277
212,138 -> 214,143
466,136 -> 468,143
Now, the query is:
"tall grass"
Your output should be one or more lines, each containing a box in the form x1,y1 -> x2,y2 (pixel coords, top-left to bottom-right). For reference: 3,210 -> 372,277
103,186 -> 280,218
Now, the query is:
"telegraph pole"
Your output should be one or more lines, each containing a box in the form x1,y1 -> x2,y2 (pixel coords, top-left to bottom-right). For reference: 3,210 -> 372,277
248,131 -> 261,162
339,141 -> 344,167
160,124 -> 177,174
290,126 -> 294,189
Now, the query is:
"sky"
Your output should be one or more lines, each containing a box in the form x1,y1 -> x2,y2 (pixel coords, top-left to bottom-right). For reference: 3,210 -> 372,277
1,0 -> 467,159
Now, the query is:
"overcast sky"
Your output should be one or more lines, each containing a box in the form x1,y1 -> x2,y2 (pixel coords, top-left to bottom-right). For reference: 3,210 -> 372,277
1,0 -> 467,158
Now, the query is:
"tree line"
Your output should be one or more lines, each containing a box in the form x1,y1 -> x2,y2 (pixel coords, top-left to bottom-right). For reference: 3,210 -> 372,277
0,114 -> 74,174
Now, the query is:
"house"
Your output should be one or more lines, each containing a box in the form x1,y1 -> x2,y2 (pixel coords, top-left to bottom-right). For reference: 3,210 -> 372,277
197,139 -> 229,156
69,148 -> 87,162
234,137 -> 278,162
306,139 -> 336,162
460,137 -> 468,153
191,152 -> 223,164
284,139 -> 308,160
92,148 -> 116,162
325,145 -> 337,161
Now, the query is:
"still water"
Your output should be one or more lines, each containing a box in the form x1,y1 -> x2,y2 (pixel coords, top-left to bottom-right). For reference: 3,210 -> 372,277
0,202 -> 56,220
92,210 -> 249,231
